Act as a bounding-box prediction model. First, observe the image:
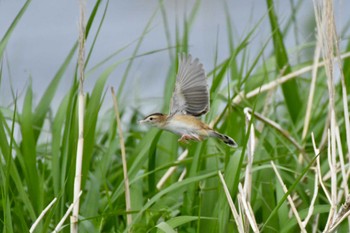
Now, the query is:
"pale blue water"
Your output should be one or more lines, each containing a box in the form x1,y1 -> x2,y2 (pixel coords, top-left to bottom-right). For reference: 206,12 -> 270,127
0,0 -> 348,115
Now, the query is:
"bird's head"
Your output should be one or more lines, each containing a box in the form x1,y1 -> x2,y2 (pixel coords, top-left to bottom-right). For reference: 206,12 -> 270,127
139,113 -> 167,127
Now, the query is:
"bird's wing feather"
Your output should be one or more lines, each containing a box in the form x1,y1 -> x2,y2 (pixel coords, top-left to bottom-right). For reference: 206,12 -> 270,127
170,53 -> 209,116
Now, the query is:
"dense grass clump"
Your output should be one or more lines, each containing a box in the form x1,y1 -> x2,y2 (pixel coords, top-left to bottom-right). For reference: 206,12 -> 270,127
1,0 -> 350,232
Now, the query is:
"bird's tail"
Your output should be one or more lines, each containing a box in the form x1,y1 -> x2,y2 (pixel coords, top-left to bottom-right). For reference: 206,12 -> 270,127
210,131 -> 237,148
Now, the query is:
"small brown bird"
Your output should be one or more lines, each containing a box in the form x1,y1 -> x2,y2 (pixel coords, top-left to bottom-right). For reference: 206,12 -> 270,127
139,53 -> 237,148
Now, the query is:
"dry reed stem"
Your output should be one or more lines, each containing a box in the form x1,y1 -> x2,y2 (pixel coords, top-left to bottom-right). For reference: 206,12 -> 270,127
312,132 -> 332,204
245,108 -> 303,153
337,59 -> 350,168
218,171 -> 244,233
71,0 -> 86,232
243,108 -> 255,232
313,0 -> 343,230
301,37 -> 321,141
322,162 -> 344,182
111,87 -> 132,226
299,31 -> 323,164
329,114 -> 337,232
232,51 -> 350,105
156,150 -> 188,189
313,214 -> 320,233
243,108 -> 254,200
331,0 -> 350,227
331,0 -> 350,167
30,198 -> 57,233
330,126 -> 338,228
311,132 -> 332,231
270,161 -> 306,233
178,167 -> 187,182
324,129 -> 336,232
54,191 -> 82,233
302,171 -> 318,227
335,125 -> 349,196
238,183 -> 259,233
329,196 -> 350,232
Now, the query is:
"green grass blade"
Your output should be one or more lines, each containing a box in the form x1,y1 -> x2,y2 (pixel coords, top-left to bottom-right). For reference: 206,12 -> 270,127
33,43 -> 78,142
0,111 -> 10,170
108,129 -> 158,205
51,93 -> 70,196
261,154 -> 318,231
267,0 -> 302,123
117,7 -> 158,98
82,62 -> 117,185
125,171 -> 217,233
0,101 -> 37,230
20,84 -> 43,214
148,131 -> 162,197
214,150 -> 243,232
0,0 -> 32,59
85,0 -> 102,38
85,0 -> 106,68
156,222 -> 177,233
159,0 -> 174,60
343,39 -> 350,90
163,1 -> 201,113
156,216 -> 198,233
223,0 -> 235,54
0,109 -> 13,233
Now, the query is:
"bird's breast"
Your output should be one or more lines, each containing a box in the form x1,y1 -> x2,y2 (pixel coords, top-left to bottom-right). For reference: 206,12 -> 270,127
163,115 -> 210,136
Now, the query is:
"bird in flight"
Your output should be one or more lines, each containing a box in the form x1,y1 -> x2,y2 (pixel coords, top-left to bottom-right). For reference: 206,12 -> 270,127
139,53 -> 237,148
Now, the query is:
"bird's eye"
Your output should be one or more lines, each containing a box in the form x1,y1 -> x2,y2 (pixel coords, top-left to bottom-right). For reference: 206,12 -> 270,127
149,117 -> 153,121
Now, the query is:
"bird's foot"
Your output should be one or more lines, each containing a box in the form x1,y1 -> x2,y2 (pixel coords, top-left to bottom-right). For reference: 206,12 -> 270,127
178,134 -> 203,143
178,134 -> 192,143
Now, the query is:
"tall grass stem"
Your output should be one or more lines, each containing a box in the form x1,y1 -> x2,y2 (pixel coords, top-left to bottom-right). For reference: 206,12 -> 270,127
111,87 -> 132,227
71,0 -> 86,232
30,198 -> 57,233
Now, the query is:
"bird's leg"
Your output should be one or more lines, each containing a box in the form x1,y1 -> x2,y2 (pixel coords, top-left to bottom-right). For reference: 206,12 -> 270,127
178,134 -> 192,143
191,134 -> 203,141
178,134 -> 203,143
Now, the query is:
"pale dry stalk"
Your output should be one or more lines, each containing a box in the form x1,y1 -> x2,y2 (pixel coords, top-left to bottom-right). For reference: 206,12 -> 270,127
218,171 -> 244,233
313,0 -> 343,231
329,196 -> 350,232
245,108 -> 303,153
156,150 -> 188,189
301,37 -> 321,141
335,125 -> 349,197
111,87 -> 132,226
232,52 -> 350,105
302,170 -> 318,227
299,33 -> 322,164
270,161 -> 306,233
55,191 -> 82,233
243,108 -> 255,232
30,198 -> 57,233
71,0 -> 86,232
325,130 -> 337,231
238,183 -> 259,233
243,108 -> 255,199
312,132 -> 332,204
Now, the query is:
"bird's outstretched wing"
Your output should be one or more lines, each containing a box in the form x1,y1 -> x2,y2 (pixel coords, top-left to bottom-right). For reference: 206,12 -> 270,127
169,53 -> 209,117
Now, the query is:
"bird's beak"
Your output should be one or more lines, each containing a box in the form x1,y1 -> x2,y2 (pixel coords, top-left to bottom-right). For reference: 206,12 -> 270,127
138,119 -> 146,124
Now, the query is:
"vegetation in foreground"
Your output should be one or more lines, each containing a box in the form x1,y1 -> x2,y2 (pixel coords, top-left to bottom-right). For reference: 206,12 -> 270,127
1,0 -> 350,232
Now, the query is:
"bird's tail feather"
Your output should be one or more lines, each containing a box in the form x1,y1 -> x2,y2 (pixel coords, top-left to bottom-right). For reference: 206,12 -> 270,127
210,131 -> 237,148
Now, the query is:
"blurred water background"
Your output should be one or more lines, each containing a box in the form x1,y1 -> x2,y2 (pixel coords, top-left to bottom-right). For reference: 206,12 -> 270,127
0,0 -> 349,114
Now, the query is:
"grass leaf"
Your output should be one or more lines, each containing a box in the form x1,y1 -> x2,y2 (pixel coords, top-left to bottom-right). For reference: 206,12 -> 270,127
266,0 -> 302,123
0,0 -> 32,59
